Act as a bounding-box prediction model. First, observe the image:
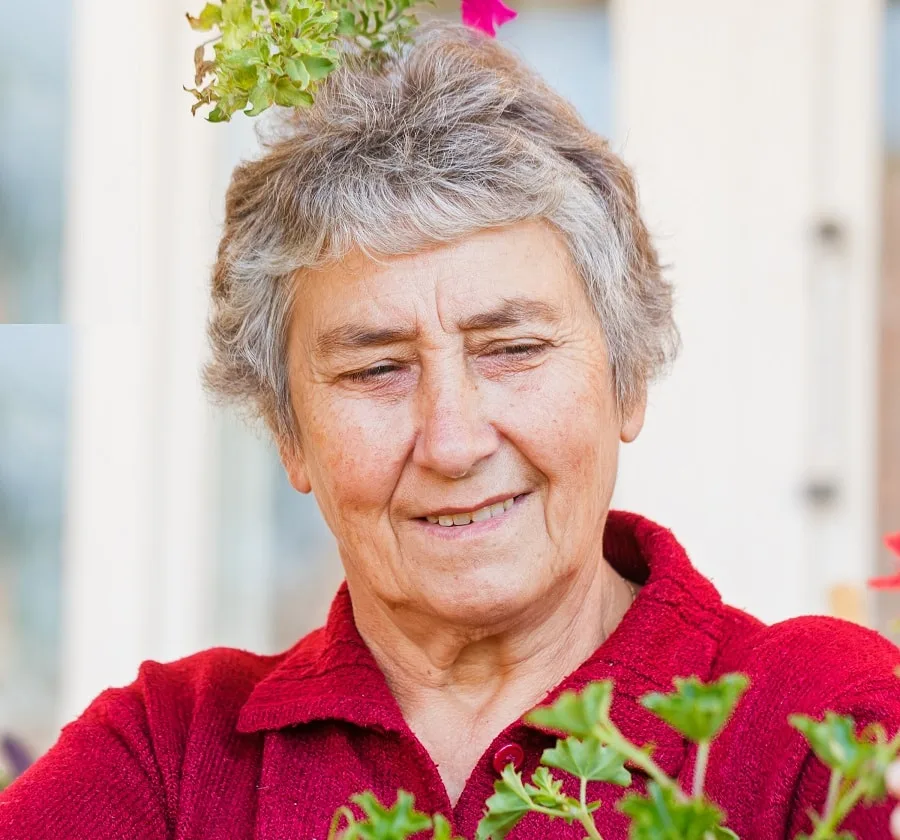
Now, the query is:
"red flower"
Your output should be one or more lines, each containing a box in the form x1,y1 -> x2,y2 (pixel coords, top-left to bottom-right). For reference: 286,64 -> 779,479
868,532 -> 900,590
461,0 -> 517,37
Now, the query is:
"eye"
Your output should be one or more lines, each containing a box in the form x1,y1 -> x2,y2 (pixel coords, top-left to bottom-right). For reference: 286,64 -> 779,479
344,363 -> 401,383
488,343 -> 547,358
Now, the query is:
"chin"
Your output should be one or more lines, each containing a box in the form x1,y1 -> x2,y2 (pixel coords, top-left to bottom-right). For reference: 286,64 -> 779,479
422,573 -> 546,628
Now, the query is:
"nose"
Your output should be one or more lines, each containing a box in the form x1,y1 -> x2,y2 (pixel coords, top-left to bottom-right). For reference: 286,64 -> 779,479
412,361 -> 499,479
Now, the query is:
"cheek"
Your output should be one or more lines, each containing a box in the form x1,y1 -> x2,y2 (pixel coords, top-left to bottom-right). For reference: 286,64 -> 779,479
501,360 -> 618,466
491,359 -> 621,535
305,396 -> 412,515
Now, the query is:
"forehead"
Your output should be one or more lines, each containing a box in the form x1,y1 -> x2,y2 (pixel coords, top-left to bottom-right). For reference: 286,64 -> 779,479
294,221 -> 587,344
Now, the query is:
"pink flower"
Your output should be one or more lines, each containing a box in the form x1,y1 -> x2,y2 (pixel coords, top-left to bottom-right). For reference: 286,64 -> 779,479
868,532 -> 900,590
461,0 -> 517,37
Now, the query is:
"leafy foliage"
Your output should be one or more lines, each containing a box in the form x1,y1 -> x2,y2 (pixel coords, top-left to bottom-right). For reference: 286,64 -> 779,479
332,674 -> 900,840
790,714 -> 892,789
525,679 -> 615,739
185,0 -> 431,122
619,782 -> 738,840
541,735 -> 631,785
475,765 -> 584,840
328,790 -> 463,840
641,674 -> 749,744
788,713 -> 900,839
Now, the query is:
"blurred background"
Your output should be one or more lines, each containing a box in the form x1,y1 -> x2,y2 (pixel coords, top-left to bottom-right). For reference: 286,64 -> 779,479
0,0 -> 898,776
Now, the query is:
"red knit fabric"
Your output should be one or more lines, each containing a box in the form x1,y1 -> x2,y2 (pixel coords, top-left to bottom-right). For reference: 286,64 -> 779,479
2,511 -> 898,839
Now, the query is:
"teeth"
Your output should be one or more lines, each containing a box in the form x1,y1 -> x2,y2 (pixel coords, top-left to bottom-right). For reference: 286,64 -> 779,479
425,496 -> 517,527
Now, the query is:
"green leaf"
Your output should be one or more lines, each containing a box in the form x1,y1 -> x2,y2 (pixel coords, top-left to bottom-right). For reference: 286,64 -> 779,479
301,55 -> 336,80
338,8 -> 357,35
526,680 -> 615,739
206,105 -> 230,122
220,0 -> 254,50
476,766 -> 535,840
273,78 -> 314,108
541,735 -> 632,786
290,3 -> 312,27
284,56 -> 311,85
349,790 -> 432,839
789,711 -> 895,795
221,45 -> 265,69
186,2 -> 223,31
619,782 -> 734,840
641,674 -> 750,744
245,80 -> 275,116
523,766 -> 572,811
431,814 -> 465,840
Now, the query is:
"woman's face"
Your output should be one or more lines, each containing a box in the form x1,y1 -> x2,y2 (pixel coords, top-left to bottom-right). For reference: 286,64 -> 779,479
281,220 -> 645,627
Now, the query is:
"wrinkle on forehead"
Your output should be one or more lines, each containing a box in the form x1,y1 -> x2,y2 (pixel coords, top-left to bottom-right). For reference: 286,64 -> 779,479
296,221 -> 585,355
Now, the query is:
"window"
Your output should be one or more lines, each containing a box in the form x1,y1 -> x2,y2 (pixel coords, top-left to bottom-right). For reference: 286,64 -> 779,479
0,0 -> 71,323
0,327 -> 69,763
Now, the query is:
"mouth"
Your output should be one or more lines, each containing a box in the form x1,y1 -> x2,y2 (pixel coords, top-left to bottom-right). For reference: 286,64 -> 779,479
418,493 -> 526,528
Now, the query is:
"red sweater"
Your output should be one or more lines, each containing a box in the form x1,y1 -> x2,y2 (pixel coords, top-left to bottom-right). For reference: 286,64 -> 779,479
2,511 -> 898,839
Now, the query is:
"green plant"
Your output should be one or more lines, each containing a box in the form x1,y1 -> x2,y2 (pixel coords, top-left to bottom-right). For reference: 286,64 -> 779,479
328,790 -> 464,839
185,0 -> 431,122
789,713 -> 900,840
329,674 -> 900,840
477,675 -> 747,840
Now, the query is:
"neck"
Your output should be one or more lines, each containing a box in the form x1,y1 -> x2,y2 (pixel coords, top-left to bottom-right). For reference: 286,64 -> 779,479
348,557 -> 636,736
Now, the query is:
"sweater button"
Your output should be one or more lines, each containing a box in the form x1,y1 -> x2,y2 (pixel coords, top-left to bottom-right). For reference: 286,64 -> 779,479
492,743 -> 525,775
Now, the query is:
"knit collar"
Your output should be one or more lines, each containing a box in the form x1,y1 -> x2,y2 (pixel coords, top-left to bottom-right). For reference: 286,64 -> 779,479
237,510 -> 726,778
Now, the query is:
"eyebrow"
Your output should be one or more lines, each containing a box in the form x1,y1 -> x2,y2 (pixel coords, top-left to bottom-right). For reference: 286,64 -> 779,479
314,296 -> 561,357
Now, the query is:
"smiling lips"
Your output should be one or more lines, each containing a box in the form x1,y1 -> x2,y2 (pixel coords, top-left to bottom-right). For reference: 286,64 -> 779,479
425,496 -> 516,527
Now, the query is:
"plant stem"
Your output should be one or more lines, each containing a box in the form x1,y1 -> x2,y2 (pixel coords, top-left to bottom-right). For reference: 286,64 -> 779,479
809,777 -> 868,840
822,770 -> 843,822
327,806 -> 355,840
578,776 -> 604,840
599,725 -> 684,800
692,740 -> 710,799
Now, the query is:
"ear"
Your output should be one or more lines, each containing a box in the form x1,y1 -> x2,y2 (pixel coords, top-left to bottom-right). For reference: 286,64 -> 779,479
276,435 -> 312,495
620,391 -> 647,444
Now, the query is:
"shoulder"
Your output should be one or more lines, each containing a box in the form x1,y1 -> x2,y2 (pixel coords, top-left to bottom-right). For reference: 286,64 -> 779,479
116,626 -> 330,733
126,644 -> 287,731
75,630 -> 326,786
712,608 -> 900,708
701,611 -> 900,832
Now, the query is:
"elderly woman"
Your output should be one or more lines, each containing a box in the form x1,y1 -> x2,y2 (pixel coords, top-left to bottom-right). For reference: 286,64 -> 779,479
2,20 -> 899,840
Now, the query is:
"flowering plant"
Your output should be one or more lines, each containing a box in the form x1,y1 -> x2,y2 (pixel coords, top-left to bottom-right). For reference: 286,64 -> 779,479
186,0 -> 516,121
869,533 -> 900,591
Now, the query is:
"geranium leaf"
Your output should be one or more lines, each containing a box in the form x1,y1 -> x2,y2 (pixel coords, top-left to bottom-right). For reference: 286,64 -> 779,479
619,782 -> 734,840
526,680 -> 615,738
349,790 -> 433,839
476,766 -> 534,840
541,735 -> 632,786
641,673 -> 749,743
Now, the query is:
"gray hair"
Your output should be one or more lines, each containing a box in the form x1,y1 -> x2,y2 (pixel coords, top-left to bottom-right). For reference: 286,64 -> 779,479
205,19 -> 679,443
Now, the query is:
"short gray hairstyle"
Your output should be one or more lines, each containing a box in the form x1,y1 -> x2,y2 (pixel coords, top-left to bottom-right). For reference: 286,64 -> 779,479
205,20 -> 679,443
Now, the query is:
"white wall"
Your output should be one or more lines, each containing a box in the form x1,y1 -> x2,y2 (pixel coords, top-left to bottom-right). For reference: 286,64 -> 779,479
60,0 -> 223,722
610,0 -> 883,624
